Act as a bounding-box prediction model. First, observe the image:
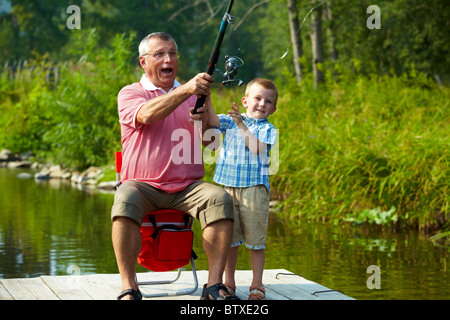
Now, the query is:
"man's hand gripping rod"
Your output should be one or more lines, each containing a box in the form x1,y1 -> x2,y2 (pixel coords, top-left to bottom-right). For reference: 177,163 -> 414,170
192,0 -> 235,114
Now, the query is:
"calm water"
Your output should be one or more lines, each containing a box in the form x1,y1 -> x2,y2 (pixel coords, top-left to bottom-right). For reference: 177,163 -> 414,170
0,168 -> 448,300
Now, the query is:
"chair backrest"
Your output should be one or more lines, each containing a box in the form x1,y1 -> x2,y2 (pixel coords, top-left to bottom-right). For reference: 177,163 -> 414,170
115,151 -> 122,185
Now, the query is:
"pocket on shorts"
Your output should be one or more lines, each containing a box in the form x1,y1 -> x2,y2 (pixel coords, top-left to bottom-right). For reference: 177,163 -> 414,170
255,185 -> 270,203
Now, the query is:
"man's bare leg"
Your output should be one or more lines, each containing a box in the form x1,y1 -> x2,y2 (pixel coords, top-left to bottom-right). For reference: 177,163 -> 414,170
202,218 -> 233,294
112,217 -> 141,300
225,246 -> 239,287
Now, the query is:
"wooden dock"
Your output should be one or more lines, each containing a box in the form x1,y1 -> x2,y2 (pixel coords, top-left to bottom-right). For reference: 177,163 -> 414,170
0,269 -> 353,300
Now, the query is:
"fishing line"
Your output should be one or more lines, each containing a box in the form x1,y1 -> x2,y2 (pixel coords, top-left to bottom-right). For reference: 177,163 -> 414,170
279,0 -> 328,60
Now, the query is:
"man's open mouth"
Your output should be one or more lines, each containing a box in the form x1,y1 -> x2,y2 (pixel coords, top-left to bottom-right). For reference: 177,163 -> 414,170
161,68 -> 173,74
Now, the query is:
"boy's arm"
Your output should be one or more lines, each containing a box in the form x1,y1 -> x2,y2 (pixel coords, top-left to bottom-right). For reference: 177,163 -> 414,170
229,103 -> 268,155
206,95 -> 220,128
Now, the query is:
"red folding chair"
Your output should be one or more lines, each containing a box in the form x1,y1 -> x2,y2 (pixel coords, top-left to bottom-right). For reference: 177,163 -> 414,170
115,152 -> 198,298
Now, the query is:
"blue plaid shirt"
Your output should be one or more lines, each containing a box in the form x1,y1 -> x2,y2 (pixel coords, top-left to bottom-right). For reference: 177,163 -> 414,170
213,114 -> 277,192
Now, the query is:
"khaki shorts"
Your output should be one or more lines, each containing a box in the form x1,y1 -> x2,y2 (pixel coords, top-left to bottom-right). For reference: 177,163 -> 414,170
224,185 -> 270,250
111,180 -> 233,229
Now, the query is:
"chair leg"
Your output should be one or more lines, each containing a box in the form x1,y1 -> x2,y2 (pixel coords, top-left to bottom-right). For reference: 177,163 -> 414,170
138,268 -> 182,286
138,257 -> 199,298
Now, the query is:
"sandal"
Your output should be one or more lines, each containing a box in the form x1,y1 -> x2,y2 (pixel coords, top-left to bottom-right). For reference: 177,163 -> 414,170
200,283 -> 240,300
248,286 -> 265,300
117,288 -> 142,300
224,283 -> 237,298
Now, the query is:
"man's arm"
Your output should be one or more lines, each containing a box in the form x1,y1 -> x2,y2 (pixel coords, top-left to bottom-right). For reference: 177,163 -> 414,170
137,73 -> 214,125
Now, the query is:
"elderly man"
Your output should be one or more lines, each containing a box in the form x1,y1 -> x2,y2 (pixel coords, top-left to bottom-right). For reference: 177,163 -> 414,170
111,32 -> 237,300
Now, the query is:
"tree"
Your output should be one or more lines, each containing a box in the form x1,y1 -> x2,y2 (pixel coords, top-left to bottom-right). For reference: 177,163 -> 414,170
8,0 -> 68,60
310,0 -> 324,88
287,0 -> 303,84
325,0 -> 337,61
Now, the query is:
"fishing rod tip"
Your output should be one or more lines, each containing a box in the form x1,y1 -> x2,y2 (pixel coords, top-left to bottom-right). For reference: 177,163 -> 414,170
280,49 -> 289,60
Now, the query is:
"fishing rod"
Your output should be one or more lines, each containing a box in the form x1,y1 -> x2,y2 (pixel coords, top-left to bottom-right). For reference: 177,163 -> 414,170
193,0 -> 241,114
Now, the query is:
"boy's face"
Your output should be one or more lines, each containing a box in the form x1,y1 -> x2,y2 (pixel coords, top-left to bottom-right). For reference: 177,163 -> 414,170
242,84 -> 277,120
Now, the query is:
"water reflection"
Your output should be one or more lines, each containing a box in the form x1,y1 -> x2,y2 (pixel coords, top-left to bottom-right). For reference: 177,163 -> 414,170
0,168 -> 448,300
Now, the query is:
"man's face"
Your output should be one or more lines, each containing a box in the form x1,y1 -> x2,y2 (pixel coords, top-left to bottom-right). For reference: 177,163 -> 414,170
139,37 -> 178,92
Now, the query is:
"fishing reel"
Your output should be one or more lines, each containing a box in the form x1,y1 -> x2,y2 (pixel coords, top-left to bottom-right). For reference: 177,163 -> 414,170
216,55 -> 244,87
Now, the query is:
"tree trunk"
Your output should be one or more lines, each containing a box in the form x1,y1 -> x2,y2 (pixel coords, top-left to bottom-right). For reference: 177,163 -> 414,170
325,0 -> 338,61
310,1 -> 324,88
287,0 -> 303,84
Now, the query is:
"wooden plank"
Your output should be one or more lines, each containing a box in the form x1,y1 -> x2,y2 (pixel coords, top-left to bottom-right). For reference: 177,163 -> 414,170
74,273 -> 123,300
0,278 -> 59,300
231,270 -> 291,300
262,269 -> 319,300
41,275 -> 94,300
0,281 -> 14,300
0,269 -> 354,300
264,269 -> 354,300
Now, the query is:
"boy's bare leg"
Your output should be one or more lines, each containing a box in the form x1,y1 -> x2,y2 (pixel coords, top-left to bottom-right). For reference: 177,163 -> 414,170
250,249 -> 265,288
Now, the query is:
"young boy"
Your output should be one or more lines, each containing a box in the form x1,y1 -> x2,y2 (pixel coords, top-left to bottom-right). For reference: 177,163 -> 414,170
207,78 -> 278,300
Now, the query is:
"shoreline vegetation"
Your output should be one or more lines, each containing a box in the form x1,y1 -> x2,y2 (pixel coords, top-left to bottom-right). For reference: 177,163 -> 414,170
0,35 -> 448,235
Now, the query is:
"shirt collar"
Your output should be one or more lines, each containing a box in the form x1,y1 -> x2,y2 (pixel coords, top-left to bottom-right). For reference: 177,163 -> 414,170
139,73 -> 181,94
242,114 -> 268,124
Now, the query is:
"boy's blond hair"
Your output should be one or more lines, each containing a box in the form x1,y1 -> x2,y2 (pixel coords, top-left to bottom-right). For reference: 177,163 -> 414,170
245,78 -> 278,106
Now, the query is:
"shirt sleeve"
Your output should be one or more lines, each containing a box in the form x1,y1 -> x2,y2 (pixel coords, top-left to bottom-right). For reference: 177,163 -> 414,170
117,85 -> 147,130
256,123 -> 277,147
217,114 -> 234,134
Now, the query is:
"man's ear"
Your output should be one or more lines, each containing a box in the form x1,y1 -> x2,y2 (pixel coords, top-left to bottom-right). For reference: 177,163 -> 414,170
139,56 -> 146,69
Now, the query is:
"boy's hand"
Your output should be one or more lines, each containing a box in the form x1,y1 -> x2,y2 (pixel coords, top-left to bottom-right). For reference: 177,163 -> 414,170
228,103 -> 243,125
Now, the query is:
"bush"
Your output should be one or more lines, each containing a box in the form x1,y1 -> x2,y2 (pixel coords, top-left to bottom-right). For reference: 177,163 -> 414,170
261,70 -> 449,230
0,29 -> 138,169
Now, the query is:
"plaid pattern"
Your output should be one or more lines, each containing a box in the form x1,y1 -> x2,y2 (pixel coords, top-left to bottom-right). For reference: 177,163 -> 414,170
213,114 -> 277,192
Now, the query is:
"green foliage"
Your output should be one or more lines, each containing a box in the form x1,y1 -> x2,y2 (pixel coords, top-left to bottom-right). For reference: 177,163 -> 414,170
1,0 -> 449,82
257,69 -> 449,230
203,65 -> 449,230
0,29 -> 137,169
344,206 -> 397,226
0,1 -> 448,230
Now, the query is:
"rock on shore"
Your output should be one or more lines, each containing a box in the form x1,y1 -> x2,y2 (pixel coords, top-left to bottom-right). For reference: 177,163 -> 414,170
1,148 -> 116,191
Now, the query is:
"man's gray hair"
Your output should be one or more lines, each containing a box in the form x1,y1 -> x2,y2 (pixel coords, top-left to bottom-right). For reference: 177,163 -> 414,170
138,32 -> 178,57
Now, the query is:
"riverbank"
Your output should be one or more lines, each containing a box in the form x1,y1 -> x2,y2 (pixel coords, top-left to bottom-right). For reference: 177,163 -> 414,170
0,149 -> 116,192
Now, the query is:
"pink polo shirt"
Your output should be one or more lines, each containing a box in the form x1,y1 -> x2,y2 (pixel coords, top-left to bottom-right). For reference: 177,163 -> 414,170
117,74 -> 204,193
